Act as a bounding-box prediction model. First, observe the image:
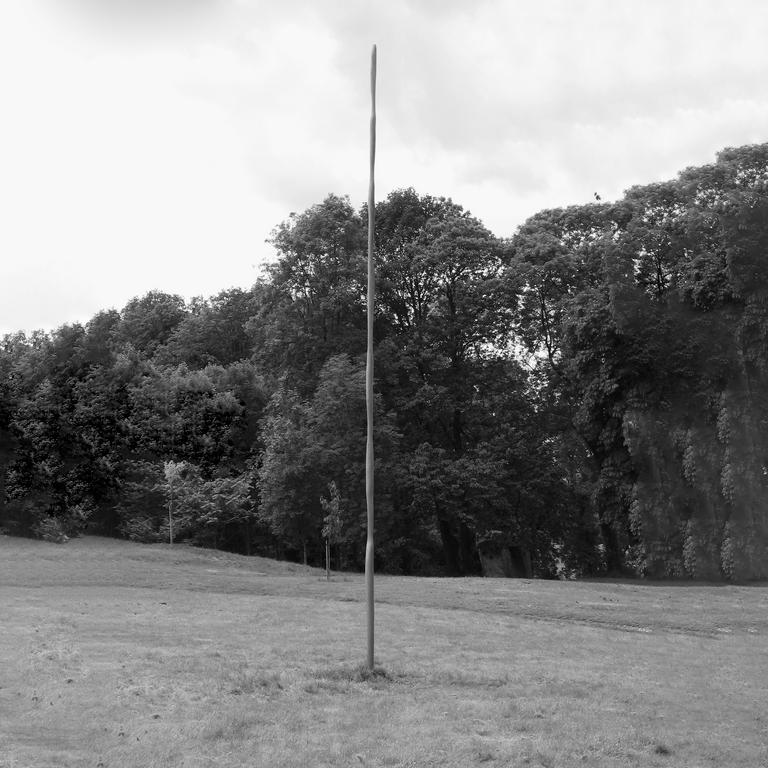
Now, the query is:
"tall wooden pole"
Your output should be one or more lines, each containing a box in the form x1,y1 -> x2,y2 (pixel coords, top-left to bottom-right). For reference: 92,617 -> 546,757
365,43 -> 377,671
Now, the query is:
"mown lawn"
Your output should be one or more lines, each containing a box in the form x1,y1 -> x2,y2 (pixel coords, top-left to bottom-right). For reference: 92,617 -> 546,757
1,536 -> 766,767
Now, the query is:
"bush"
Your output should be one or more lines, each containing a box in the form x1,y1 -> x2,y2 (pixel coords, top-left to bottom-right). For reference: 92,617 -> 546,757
32,516 -> 69,544
62,501 -> 94,537
119,515 -> 163,543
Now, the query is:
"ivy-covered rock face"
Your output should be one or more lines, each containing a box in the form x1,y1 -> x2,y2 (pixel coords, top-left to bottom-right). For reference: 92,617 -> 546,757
513,144 -> 768,579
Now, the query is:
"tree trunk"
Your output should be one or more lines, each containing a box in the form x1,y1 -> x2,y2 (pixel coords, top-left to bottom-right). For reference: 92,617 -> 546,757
478,544 -> 533,578
325,538 -> 330,581
437,517 -> 461,575
459,521 -> 481,575
244,520 -> 251,556
601,522 -> 624,575
0,456 -> 7,531
168,483 -> 174,546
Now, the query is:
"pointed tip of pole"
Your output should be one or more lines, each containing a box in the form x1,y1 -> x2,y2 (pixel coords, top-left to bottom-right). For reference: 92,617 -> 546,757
371,44 -> 377,92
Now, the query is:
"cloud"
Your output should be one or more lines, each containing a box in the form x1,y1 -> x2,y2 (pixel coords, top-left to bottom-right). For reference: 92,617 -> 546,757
320,1 -> 768,161
52,0 -> 223,34
3,0 -> 768,332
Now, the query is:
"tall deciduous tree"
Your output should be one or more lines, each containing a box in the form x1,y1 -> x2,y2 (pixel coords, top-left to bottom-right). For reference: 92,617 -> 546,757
373,189 -> 571,575
249,194 -> 367,393
113,291 -> 188,357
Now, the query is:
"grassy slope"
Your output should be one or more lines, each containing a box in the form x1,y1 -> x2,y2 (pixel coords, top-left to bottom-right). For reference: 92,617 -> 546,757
1,536 -> 766,768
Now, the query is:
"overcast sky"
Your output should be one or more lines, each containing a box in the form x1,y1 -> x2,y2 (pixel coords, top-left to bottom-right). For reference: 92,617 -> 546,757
2,1 -> 768,335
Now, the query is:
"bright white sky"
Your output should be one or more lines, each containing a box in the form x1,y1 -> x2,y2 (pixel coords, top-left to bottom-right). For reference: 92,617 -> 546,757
2,1 -> 768,335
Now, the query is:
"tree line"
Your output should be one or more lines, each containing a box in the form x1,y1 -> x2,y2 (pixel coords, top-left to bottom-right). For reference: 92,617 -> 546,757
1,143 -> 767,579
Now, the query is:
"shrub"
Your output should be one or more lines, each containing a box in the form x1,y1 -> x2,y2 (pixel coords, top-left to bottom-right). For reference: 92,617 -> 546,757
62,501 -> 94,537
32,516 -> 69,544
119,515 -> 163,543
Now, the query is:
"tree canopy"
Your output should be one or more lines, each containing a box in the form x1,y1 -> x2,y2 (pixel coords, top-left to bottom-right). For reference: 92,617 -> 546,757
2,144 -> 767,579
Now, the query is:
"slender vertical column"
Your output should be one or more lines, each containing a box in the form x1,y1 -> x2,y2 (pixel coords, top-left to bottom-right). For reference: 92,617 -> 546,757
365,43 -> 377,672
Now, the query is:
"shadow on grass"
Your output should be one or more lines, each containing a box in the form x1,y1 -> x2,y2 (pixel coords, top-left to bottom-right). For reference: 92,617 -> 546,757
304,664 -> 401,693
310,664 -> 513,692
313,663 -> 391,683
305,663 -> 393,695
228,669 -> 284,695
579,576 -> 768,588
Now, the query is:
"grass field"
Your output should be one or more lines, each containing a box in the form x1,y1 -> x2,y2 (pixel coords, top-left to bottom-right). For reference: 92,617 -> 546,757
1,536 -> 766,768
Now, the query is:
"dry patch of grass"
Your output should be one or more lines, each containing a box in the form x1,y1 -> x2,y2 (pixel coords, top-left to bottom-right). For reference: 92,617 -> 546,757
0,535 -> 767,767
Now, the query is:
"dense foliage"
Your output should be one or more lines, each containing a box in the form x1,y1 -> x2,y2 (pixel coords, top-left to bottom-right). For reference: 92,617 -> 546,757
2,145 -> 767,579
